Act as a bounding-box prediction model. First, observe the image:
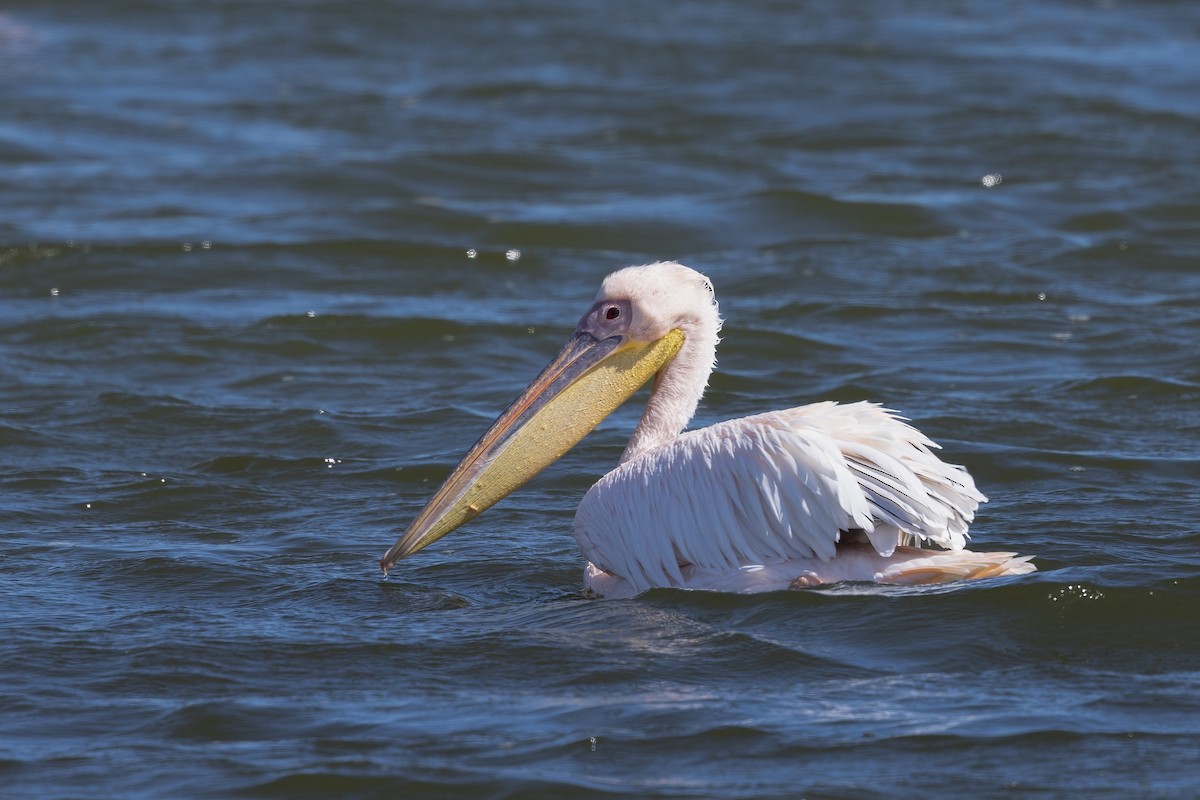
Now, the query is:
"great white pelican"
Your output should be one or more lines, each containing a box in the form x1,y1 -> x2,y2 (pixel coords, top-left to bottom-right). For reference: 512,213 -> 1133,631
381,262 -> 1033,598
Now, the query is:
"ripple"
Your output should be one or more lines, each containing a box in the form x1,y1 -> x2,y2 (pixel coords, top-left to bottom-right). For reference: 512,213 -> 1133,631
4,2 -> 1200,799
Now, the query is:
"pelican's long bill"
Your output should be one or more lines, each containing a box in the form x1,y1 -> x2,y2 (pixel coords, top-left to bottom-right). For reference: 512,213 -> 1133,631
380,326 -> 685,573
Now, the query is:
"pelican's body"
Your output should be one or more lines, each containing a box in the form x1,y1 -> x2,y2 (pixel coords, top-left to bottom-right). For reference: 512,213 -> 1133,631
382,262 -> 1033,595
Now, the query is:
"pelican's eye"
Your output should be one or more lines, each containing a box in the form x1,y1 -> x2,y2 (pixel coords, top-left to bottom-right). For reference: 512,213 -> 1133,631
579,298 -> 632,338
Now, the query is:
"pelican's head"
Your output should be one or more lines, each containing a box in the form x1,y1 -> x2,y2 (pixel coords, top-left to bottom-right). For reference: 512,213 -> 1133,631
380,261 -> 719,573
592,261 -> 720,344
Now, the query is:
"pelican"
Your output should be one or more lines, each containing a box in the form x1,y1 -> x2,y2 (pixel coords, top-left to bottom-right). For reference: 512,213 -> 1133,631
381,262 -> 1033,598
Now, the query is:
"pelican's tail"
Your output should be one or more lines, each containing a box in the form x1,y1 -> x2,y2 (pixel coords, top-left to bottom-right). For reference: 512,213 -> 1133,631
877,548 -> 1036,585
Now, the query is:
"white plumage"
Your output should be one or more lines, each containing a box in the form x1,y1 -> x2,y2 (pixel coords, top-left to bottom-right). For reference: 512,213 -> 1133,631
575,402 -> 1011,598
381,261 -> 1035,596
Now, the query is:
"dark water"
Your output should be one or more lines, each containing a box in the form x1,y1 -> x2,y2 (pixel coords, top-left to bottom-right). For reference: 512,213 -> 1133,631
3,1 -> 1199,797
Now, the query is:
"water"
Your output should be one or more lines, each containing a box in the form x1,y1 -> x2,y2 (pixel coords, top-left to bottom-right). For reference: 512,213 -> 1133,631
3,1 -> 1199,797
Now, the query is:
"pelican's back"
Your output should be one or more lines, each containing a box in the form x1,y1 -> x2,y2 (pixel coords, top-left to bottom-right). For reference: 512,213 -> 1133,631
573,401 -> 988,593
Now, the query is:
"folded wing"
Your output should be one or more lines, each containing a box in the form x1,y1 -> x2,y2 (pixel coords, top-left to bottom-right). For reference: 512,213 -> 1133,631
573,401 -> 986,593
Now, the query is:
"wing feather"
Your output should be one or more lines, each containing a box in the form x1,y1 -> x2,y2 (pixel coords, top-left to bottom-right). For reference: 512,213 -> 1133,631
574,401 -> 986,592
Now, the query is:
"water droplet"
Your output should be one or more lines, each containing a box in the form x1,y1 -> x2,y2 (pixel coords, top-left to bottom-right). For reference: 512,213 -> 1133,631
1050,583 -> 1104,603
182,242 -> 192,252
526,327 -> 535,334
1037,292 -> 1046,301
49,287 -> 59,296
306,310 -> 316,318
981,173 -> 1002,187
201,240 -> 212,249
466,248 -> 478,259
1118,241 -> 1128,251
505,248 -> 521,261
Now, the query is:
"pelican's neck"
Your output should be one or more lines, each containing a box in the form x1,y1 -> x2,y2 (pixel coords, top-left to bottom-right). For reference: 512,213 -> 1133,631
620,322 -> 719,463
